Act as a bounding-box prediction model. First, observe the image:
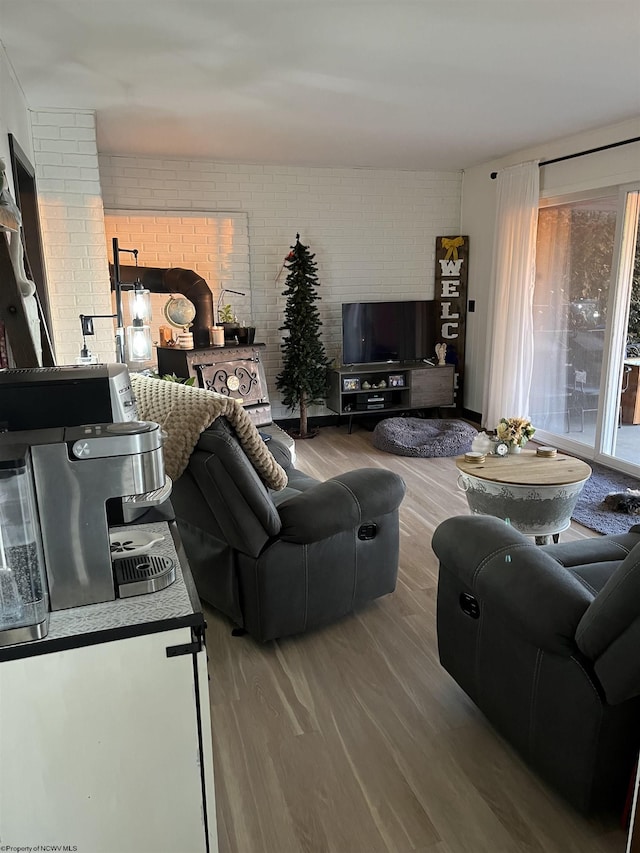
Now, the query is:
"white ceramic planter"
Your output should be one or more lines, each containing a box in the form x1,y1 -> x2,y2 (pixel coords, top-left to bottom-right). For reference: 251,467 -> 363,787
457,471 -> 589,537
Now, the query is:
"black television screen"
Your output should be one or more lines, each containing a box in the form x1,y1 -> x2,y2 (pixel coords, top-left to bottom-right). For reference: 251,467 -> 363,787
342,300 -> 436,365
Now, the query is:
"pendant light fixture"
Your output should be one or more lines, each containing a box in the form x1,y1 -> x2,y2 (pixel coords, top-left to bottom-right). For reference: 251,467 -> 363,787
126,277 -> 152,362
77,239 -> 153,364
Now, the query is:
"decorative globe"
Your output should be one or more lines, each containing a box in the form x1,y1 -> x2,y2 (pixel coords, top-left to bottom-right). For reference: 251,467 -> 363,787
164,296 -> 196,328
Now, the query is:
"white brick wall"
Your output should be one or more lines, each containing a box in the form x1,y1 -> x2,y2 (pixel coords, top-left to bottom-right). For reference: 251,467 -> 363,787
31,109 -> 114,365
100,155 -> 462,418
103,211 -> 250,349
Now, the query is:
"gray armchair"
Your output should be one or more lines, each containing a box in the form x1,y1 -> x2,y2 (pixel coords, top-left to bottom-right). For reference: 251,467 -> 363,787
171,418 -> 406,642
432,515 -> 640,814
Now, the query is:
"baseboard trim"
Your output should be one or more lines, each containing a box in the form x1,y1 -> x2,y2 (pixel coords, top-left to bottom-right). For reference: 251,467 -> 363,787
275,415 -> 335,430
462,409 -> 482,426
275,408 -> 482,432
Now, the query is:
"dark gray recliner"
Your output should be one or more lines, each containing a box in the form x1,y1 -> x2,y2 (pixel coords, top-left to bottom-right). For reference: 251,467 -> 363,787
171,419 -> 406,642
432,515 -> 640,814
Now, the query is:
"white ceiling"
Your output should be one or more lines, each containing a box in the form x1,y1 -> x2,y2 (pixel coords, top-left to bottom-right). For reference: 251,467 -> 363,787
2,0 -> 639,171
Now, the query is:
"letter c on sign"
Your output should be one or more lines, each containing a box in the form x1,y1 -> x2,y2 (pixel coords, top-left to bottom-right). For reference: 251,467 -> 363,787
441,323 -> 458,339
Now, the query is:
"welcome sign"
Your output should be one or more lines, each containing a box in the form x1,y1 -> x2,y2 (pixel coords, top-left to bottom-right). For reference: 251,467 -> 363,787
434,236 -> 468,409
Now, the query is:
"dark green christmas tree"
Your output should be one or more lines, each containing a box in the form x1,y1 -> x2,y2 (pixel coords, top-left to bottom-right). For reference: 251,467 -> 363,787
276,234 -> 330,438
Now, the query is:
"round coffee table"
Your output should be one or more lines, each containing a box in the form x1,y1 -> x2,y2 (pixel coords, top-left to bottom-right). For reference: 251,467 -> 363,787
455,450 -> 592,544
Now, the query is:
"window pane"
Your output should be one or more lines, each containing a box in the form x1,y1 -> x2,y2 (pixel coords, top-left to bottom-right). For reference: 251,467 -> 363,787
617,201 -> 640,466
530,196 -> 617,445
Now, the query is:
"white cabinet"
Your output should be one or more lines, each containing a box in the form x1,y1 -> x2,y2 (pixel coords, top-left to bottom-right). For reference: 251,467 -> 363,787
0,523 -> 217,853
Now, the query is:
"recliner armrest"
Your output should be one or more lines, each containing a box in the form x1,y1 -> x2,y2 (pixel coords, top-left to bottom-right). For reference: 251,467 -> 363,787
433,516 -> 594,655
267,438 -> 293,470
278,468 -> 406,544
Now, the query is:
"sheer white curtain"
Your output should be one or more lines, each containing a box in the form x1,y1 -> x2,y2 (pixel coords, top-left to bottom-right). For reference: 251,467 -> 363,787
482,161 -> 539,429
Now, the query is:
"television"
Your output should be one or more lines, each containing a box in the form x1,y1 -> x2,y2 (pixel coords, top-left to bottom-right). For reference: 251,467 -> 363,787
342,300 -> 437,365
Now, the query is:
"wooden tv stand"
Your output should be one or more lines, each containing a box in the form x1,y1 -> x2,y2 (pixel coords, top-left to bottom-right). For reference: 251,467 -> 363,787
327,362 -> 455,432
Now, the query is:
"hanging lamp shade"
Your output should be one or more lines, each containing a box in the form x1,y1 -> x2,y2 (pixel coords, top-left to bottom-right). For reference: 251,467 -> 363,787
128,281 -> 151,324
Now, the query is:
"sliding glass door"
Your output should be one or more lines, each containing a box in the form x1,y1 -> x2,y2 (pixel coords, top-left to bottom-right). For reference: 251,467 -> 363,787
603,190 -> 640,470
530,184 -> 640,477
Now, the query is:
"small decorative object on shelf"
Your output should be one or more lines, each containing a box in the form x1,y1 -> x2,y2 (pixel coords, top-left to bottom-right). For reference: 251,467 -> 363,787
494,440 -> 510,457
343,377 -> 360,392
471,431 -> 493,455
159,325 -> 174,347
537,446 -> 558,458
388,374 -> 405,388
210,326 -> 225,346
435,342 -> 447,366
175,330 -> 194,349
496,416 -> 536,452
164,296 -> 196,329
236,325 -> 256,345
164,296 -> 196,350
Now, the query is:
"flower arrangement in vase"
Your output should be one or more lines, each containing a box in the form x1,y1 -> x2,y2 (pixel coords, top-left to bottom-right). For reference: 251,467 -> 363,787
496,416 -> 536,452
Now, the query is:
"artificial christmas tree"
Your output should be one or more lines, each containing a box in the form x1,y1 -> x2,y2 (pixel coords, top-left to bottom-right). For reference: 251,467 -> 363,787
276,234 -> 330,438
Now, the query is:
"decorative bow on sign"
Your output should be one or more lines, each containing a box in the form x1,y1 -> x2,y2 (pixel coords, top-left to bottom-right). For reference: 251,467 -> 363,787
441,236 -> 464,261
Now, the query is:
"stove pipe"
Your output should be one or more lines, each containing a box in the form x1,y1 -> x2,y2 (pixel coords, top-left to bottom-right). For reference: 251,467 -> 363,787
113,265 -> 215,348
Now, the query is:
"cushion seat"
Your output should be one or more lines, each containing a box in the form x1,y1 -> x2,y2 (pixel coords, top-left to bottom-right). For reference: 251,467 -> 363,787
373,417 -> 477,457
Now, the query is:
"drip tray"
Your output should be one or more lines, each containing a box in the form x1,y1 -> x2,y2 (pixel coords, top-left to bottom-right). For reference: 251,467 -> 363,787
114,554 -> 176,598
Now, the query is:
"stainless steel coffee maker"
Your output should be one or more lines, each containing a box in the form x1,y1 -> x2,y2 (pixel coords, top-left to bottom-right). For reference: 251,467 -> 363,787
0,420 -> 173,616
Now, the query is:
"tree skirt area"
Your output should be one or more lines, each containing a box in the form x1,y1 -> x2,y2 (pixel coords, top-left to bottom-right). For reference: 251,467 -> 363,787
372,417 -> 478,458
572,459 -> 640,535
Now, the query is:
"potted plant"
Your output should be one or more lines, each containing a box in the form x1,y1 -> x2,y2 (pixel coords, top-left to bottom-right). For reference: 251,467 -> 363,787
156,372 -> 196,386
496,416 -> 536,452
218,303 -> 240,342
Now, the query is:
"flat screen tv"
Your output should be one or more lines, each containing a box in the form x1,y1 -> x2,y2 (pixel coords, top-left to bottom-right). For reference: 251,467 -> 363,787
342,300 -> 437,365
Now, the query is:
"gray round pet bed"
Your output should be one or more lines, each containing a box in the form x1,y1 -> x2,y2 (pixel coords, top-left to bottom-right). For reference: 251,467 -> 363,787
372,417 -> 478,458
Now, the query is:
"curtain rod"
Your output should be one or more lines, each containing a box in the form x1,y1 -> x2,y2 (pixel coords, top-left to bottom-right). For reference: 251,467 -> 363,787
490,136 -> 640,179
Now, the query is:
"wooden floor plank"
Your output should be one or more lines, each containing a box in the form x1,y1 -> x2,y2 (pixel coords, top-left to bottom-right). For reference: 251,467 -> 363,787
205,423 -> 624,853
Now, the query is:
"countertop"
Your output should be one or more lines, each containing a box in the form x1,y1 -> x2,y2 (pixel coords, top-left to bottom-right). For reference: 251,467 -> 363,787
0,520 -> 204,663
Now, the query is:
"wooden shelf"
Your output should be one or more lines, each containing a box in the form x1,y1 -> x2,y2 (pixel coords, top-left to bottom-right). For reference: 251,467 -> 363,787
327,362 -> 455,431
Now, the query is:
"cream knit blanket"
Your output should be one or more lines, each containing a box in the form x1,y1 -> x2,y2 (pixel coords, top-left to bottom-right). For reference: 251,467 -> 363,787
130,374 -> 287,490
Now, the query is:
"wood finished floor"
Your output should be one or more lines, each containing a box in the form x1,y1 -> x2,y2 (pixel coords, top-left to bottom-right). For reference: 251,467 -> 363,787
204,424 -> 625,853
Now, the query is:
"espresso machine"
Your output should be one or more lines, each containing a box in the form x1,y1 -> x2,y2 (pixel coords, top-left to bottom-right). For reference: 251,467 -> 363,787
0,366 -> 177,645
0,420 -> 176,621
0,363 -> 137,431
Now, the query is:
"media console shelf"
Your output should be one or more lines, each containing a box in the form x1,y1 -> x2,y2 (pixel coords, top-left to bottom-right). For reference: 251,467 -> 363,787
328,363 -> 455,432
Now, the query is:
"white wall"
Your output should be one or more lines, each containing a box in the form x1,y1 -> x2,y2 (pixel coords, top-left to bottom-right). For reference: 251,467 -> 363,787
0,44 -> 33,190
461,117 -> 640,416
0,46 -> 36,367
103,210 -> 251,354
99,156 -> 462,418
30,109 -> 113,364
0,56 -> 123,366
